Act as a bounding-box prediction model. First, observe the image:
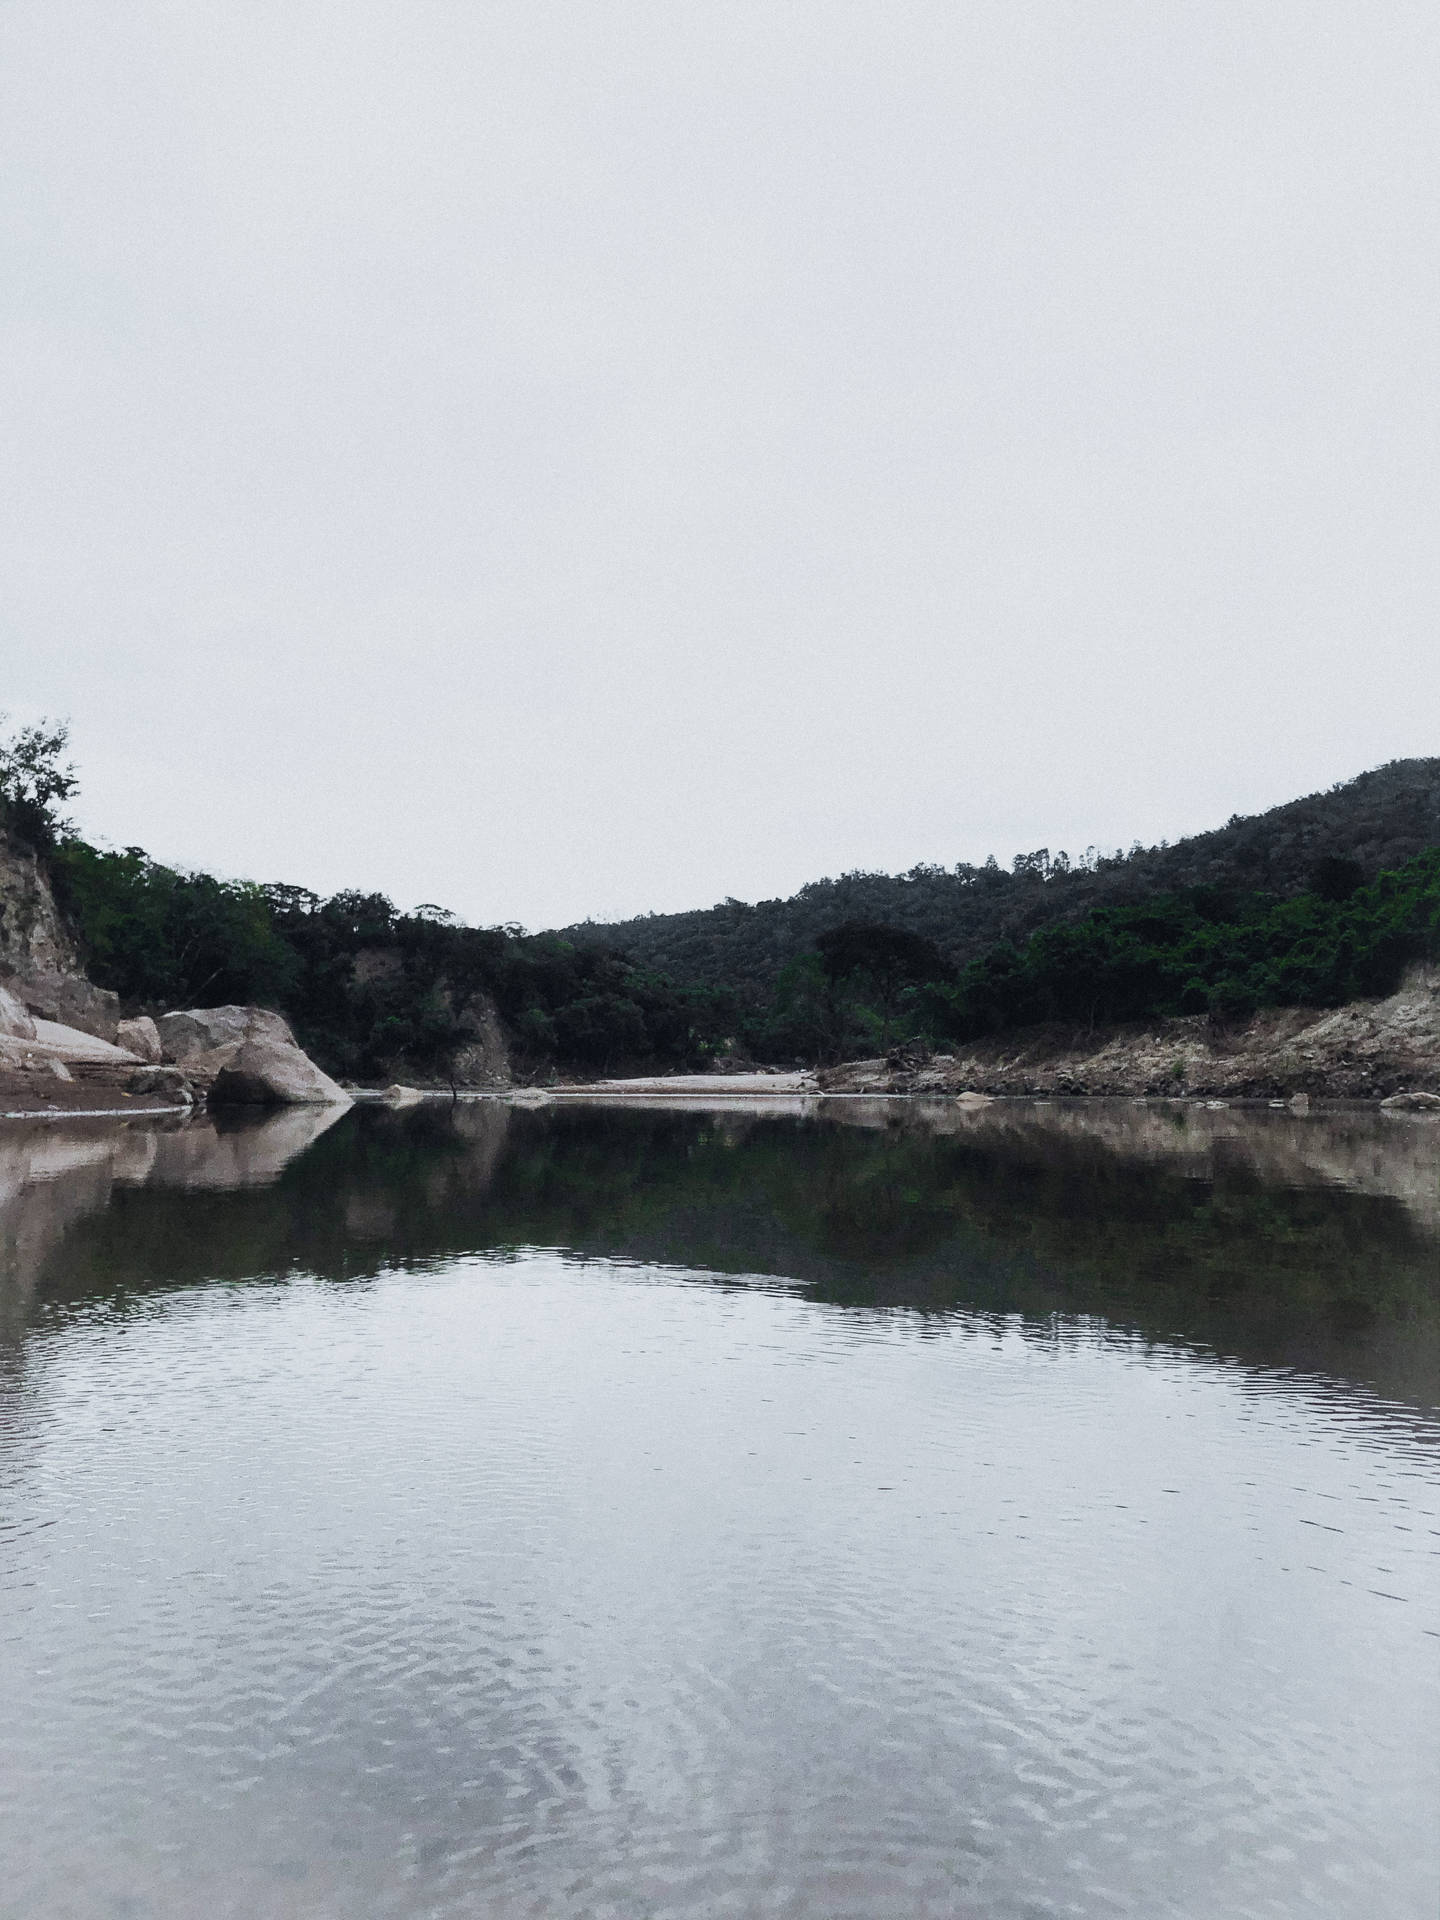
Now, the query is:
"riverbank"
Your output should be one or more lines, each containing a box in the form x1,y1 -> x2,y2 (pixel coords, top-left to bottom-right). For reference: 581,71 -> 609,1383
6,963 -> 1439,1118
816,962 -> 1440,1099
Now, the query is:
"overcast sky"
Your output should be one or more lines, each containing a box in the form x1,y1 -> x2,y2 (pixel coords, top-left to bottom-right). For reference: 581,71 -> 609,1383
4,3 -> 1437,929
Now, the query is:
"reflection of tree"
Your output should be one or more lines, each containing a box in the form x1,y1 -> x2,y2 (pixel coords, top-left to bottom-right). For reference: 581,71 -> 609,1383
16,1102 -> 1440,1406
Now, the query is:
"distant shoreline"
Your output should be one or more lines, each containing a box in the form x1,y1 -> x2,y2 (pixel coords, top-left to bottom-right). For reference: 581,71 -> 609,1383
6,1082 -> 1433,1125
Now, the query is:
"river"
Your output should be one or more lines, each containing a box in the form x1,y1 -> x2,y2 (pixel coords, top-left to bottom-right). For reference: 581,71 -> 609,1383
1,1097 -> 1436,1918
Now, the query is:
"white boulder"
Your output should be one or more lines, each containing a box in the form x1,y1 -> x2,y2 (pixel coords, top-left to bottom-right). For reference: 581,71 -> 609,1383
157,1005 -> 296,1063
209,1037 -> 349,1108
116,1015 -> 163,1063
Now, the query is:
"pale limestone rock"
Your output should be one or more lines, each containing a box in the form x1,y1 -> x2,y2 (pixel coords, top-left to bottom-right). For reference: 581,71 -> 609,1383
0,983 -> 36,1040
0,827 -> 120,1039
444,991 -> 511,1086
116,1015 -> 163,1063
209,1037 -> 350,1107
157,1006 -> 296,1063
29,1019 -> 135,1062
1379,1090 -> 1440,1111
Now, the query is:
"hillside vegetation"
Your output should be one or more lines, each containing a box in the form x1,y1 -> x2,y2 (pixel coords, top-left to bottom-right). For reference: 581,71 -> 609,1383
45,845 -> 729,1081
3,723 -> 1438,1081
565,760 -> 1440,989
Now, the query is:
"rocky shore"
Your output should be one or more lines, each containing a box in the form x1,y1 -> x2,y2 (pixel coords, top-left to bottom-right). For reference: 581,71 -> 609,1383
0,994 -> 349,1118
0,824 -> 353,1117
816,963 -> 1440,1100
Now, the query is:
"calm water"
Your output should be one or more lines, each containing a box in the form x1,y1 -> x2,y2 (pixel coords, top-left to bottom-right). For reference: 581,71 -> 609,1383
1,1097 -> 1437,1919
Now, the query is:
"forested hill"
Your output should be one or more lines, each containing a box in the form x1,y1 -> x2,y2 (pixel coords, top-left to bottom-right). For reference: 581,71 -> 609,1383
562,759 -> 1440,994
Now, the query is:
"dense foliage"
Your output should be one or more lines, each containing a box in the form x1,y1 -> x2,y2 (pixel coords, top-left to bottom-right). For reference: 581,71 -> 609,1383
937,850 -> 1440,1038
731,851 -> 1440,1060
33,822 -> 1440,1074
47,842 -> 730,1080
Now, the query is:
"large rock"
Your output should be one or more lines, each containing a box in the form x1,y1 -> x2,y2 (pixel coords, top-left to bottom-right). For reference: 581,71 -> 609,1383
157,1005 -> 298,1063
1380,1089 -> 1440,1112
116,1015 -> 163,1063
0,983 -> 36,1041
0,826 -> 121,1040
169,1043 -> 241,1091
209,1037 -> 349,1107
17,971 -> 121,1042
153,1005 -> 347,1107
27,1018 -> 137,1063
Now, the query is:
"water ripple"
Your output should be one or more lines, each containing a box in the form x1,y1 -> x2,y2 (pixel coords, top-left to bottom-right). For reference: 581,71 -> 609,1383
1,1255 -> 1436,1918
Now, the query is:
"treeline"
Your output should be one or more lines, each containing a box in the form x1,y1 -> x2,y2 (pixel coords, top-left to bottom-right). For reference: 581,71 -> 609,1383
47,841 -> 730,1080
739,850 -> 1440,1061
7,719 -> 1439,1079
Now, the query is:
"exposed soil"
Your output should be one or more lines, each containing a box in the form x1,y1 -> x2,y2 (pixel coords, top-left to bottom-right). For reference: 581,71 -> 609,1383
0,1060 -> 183,1118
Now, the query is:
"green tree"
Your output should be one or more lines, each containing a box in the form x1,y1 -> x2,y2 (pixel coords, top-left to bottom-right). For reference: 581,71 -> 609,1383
0,714 -> 78,846
815,921 -> 952,1048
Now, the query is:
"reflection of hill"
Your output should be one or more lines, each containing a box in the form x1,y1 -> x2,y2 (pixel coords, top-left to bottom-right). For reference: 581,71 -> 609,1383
823,1096 -> 1440,1235
6,1099 -> 1438,1408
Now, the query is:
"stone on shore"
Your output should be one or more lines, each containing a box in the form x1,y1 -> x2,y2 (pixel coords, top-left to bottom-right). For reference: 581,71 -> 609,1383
126,1066 -> 196,1106
209,1037 -> 350,1107
154,1005 -> 348,1107
1379,1089 -> 1440,1111
116,1015 -> 163,1063
157,1005 -> 296,1063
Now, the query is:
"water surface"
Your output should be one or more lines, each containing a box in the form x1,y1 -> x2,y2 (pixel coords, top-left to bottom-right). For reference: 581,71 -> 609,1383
2,1098 -> 1437,1918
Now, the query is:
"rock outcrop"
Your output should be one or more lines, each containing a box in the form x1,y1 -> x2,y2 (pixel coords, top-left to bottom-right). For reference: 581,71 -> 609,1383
453,990 -> 510,1086
0,984 -> 36,1041
348,952 -> 511,1087
0,826 -> 120,1040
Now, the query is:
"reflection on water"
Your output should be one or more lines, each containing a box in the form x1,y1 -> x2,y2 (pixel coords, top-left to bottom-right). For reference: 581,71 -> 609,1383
1,1099 -> 1437,1918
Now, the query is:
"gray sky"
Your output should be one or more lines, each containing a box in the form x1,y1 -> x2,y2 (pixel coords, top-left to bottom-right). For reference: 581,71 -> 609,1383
4,2 -> 1437,930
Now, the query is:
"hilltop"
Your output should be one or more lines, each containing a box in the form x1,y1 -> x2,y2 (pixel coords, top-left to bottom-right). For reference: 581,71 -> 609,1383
562,759 -> 1440,994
